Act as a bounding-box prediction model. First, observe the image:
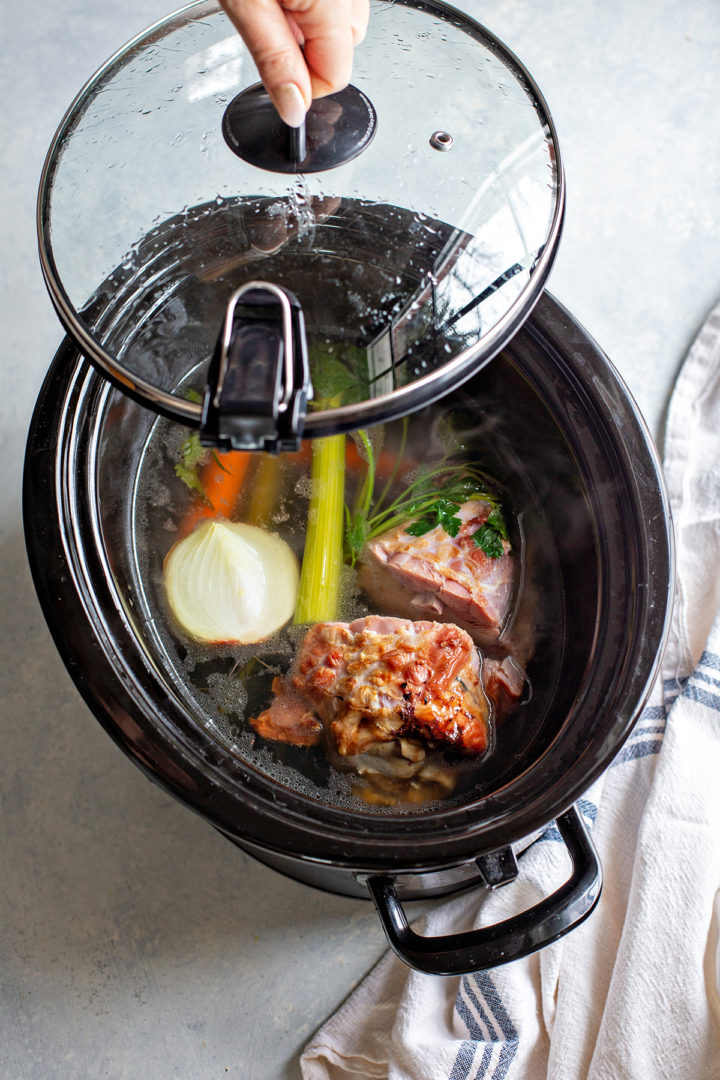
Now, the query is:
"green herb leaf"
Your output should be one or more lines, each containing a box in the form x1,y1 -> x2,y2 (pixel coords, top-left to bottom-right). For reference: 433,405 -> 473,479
438,511 -> 462,538
343,439 -> 510,560
210,449 -> 231,474
435,499 -> 462,537
485,504 -> 508,540
346,509 -> 371,562
472,522 -> 505,558
309,343 -> 367,407
403,499 -> 463,539
174,461 -> 206,498
179,431 -> 205,468
174,432 -> 209,500
405,517 -> 436,537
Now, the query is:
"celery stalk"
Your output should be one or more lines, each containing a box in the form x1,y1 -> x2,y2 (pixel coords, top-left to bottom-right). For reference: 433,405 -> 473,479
247,453 -> 281,527
294,434 -> 346,624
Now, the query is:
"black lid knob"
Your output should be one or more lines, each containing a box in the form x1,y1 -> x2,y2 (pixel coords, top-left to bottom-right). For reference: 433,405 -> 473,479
222,82 -> 377,174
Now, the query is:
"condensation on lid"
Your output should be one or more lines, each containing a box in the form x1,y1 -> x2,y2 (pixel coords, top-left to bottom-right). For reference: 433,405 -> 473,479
38,0 -> 564,433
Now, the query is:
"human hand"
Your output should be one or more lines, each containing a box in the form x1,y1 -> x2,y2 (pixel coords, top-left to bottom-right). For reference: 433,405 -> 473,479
219,0 -> 370,128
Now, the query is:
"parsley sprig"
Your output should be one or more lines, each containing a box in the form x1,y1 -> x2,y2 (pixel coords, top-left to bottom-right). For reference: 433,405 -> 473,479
404,480 -> 509,557
175,431 -> 207,499
344,450 -> 510,563
405,498 -> 465,539
471,505 -> 509,558
173,388 -> 230,502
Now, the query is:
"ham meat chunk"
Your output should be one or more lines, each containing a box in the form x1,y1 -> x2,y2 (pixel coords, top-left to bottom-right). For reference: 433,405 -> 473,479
250,678 -> 323,747
250,615 -> 492,757
482,655 -> 526,721
357,499 -> 514,645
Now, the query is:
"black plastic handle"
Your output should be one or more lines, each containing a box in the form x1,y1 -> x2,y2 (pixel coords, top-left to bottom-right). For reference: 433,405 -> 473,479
286,119 -> 307,166
366,804 -> 602,976
201,282 -> 310,453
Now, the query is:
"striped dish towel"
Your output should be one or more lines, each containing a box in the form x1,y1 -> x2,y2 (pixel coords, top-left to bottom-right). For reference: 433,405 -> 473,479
300,300 -> 720,1080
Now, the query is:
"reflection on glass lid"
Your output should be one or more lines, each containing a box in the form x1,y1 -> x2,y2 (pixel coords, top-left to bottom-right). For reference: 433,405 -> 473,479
38,0 -> 563,433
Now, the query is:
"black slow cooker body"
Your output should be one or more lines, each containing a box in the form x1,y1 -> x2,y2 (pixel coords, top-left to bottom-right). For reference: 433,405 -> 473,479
24,292 -> 673,974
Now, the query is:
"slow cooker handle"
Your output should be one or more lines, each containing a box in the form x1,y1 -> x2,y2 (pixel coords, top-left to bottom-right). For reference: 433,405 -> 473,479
366,804 -> 601,976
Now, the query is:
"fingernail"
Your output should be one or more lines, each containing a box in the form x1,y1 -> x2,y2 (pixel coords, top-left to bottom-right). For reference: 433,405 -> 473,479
272,83 -> 307,128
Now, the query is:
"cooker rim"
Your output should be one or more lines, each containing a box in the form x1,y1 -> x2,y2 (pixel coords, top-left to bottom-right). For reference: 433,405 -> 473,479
23,291 -> 674,870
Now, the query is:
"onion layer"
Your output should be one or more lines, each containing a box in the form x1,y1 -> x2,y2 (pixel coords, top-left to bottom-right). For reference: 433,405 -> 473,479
164,519 -> 299,643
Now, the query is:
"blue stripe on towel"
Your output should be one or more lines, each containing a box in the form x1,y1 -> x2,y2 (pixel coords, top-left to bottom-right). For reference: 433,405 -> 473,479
455,993 -> 490,1041
451,974 -> 519,1079
536,797 -> 597,844
695,670 -> 720,690
468,974 -> 518,1079
446,654 -> 720,1080
635,705 -> 666,723
610,652 -> 720,763
625,708 -> 667,742
631,723 -> 666,736
663,652 -> 720,713
478,1046 -> 495,1077
611,738 -> 664,766
448,1038 -> 477,1080
495,1037 -> 517,1079
537,823 -> 563,844
463,978 -> 499,1043
663,678 -> 686,709
449,1040 -> 496,1080
662,654 -> 720,701
577,797 -> 598,823
607,699 -> 669,768
682,683 -> 720,712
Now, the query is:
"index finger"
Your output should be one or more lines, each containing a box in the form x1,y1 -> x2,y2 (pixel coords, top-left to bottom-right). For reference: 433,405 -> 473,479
219,0 -> 312,126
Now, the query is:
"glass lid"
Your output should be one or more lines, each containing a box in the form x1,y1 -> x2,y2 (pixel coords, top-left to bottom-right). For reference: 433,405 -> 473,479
38,0 -> 564,444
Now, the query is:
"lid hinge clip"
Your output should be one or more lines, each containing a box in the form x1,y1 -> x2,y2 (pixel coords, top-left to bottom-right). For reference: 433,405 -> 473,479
200,281 -> 312,453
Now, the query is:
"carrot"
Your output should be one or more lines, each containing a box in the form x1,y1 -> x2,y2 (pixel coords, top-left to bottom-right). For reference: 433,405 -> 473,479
179,449 -> 251,537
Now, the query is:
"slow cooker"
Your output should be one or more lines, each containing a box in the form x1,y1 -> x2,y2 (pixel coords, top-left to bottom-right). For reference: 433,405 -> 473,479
24,0 -> 673,975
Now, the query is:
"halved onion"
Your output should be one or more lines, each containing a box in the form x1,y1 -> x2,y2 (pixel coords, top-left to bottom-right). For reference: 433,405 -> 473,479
164,519 -> 299,643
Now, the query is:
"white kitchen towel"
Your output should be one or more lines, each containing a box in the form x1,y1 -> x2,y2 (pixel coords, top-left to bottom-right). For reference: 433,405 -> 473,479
301,299 -> 720,1080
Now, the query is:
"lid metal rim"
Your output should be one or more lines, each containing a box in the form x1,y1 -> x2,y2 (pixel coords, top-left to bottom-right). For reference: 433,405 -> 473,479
37,0 -> 566,431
